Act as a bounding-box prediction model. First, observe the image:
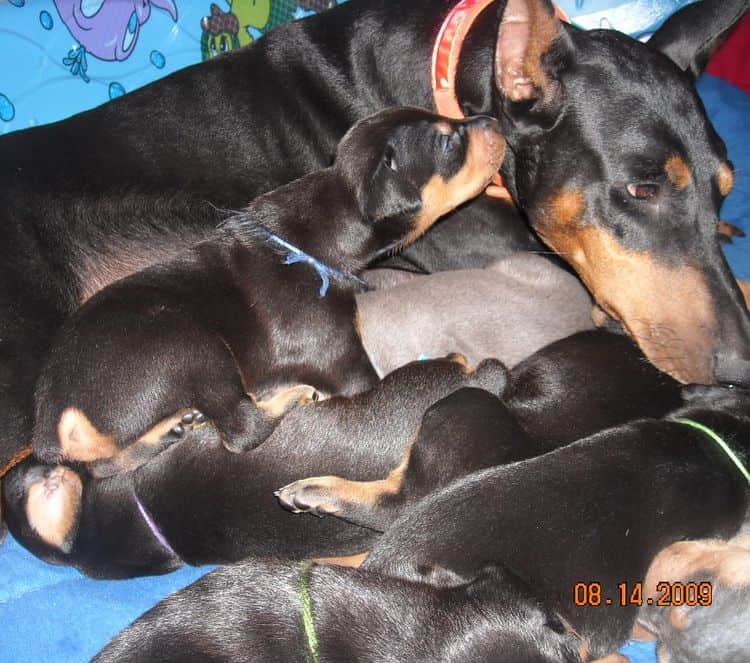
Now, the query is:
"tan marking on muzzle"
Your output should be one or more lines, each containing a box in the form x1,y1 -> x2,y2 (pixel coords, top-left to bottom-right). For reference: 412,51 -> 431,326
404,125 -> 506,247
58,408 -> 118,462
536,191 -> 717,383
718,163 -> 735,197
643,537 -> 750,601
665,154 -> 692,190
26,465 -> 83,552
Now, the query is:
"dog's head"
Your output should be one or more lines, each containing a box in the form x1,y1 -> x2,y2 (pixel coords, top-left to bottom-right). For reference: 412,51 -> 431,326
417,563 -> 587,662
335,107 -> 506,255
488,0 -> 750,386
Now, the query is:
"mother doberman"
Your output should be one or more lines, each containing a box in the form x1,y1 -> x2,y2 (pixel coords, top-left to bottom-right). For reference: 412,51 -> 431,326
0,0 -> 748,469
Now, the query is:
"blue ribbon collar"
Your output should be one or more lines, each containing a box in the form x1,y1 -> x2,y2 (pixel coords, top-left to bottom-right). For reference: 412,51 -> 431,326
263,232 -> 365,298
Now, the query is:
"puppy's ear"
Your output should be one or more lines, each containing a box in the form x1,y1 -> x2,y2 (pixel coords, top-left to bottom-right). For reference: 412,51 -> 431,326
363,163 -> 423,225
494,0 -> 573,128
648,0 -> 749,80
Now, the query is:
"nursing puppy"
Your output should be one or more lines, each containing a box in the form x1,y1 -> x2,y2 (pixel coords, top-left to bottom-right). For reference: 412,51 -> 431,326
294,385 -> 750,658
94,560 -> 583,663
31,108 -> 506,477
5,357 -> 508,577
358,254 -> 594,376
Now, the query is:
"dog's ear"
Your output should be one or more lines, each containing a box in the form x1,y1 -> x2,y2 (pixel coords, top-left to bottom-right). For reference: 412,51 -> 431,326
648,0 -> 749,80
494,0 -> 572,128
363,162 -> 423,225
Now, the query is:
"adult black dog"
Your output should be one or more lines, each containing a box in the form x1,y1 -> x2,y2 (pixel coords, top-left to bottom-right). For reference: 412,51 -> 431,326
1,0 -> 749,470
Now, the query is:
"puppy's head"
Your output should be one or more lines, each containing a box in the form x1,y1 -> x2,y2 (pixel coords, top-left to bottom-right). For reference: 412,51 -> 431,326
420,563 -> 586,662
2,459 -> 83,558
335,107 -> 506,254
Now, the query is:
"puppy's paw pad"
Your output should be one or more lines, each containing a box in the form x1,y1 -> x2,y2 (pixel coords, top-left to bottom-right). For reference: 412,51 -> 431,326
275,479 -> 341,517
176,409 -> 207,434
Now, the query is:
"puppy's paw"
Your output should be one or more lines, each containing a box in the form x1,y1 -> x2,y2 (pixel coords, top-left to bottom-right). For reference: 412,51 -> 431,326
275,477 -> 344,517
170,409 -> 207,437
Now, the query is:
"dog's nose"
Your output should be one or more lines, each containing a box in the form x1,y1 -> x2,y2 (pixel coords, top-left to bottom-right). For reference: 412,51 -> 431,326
714,352 -> 750,388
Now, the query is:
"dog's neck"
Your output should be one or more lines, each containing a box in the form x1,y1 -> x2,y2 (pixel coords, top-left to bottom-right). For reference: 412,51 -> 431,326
230,169 -> 392,275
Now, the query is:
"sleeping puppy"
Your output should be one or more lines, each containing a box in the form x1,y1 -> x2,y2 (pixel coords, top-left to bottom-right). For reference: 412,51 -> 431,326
278,329 -> 684,526
635,528 -> 750,662
93,560 -> 584,663
358,254 -> 594,376
31,108 -> 506,477
4,357 -> 508,578
290,384 -> 750,658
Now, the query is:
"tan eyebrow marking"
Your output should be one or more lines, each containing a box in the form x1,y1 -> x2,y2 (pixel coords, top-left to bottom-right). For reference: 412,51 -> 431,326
665,154 -> 692,190
718,163 -> 735,197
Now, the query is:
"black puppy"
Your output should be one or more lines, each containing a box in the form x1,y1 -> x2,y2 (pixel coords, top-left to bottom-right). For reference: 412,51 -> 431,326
277,329 -> 683,528
4,357 -> 508,577
291,385 -> 750,658
30,108 -> 505,476
6,331 -> 680,577
94,560 -> 584,663
1,0 -> 749,471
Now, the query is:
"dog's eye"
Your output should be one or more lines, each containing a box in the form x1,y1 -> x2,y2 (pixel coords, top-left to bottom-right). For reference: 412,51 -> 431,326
383,147 -> 398,172
627,182 -> 660,200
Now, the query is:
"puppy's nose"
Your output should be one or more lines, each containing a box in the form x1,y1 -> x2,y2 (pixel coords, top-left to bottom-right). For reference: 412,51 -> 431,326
714,352 -> 750,388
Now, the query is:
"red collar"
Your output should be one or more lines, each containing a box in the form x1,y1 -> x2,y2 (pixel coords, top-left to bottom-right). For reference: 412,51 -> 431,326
431,0 -> 569,201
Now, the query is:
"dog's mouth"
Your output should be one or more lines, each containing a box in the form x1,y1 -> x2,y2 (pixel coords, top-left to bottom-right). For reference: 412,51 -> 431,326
533,198 -> 750,384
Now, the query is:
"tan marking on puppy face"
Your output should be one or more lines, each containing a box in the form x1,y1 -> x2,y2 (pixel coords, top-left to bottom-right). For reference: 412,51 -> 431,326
644,538 -> 750,600
718,163 -> 735,197
26,466 -> 83,552
535,191 -> 717,383
665,154 -> 692,190
57,408 -> 118,462
312,552 -> 370,568
255,384 -> 317,418
403,125 -> 506,247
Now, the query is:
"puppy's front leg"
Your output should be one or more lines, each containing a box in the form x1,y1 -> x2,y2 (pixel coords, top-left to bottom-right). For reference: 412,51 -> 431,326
275,458 -> 410,532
